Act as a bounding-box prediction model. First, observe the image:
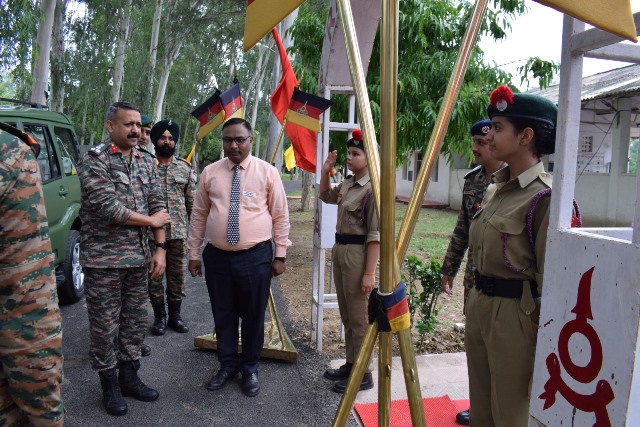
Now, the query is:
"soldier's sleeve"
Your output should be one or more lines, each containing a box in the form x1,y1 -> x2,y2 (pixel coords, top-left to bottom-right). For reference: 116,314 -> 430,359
441,180 -> 472,277
146,158 -> 165,215
533,189 -> 551,291
79,152 -> 132,224
183,163 -> 195,220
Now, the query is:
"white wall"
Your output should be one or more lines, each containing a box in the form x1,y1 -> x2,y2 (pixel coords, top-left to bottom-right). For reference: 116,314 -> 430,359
395,153 -> 450,204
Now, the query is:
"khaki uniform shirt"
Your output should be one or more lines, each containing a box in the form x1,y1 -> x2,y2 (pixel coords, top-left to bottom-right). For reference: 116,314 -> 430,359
469,162 -> 552,292
319,174 -> 380,244
79,138 -> 165,268
154,157 -> 194,240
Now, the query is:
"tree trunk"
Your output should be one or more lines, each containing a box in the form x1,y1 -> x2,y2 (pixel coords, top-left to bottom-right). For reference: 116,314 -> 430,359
145,0 -> 163,112
153,39 -> 183,121
30,0 -> 57,105
102,0 -> 132,141
249,41 -> 268,132
110,0 -> 132,104
301,170 -> 313,212
50,0 -> 67,112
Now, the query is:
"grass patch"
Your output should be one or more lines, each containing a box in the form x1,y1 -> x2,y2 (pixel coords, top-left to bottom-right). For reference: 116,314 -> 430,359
393,203 -> 457,261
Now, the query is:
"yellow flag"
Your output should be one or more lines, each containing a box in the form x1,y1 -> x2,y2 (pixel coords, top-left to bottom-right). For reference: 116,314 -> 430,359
243,0 -> 306,51
535,0 -> 637,42
186,140 -> 198,164
284,145 -> 296,171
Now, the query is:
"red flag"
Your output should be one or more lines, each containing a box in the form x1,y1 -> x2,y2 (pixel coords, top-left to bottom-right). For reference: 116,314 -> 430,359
269,28 -> 317,173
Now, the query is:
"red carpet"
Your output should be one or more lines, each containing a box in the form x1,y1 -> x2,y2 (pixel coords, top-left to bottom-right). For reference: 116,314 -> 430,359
354,396 -> 469,427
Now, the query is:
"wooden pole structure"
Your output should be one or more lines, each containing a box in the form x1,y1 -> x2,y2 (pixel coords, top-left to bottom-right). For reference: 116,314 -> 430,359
332,0 -> 490,425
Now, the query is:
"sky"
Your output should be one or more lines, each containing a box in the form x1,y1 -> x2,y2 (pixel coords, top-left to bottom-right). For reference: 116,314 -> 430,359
479,0 -> 640,90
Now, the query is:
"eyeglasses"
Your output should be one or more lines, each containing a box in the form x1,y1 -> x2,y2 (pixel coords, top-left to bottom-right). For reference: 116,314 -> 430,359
222,136 -> 252,145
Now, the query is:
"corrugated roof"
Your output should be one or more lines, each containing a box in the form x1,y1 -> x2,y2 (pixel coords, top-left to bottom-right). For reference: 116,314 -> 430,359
528,64 -> 640,105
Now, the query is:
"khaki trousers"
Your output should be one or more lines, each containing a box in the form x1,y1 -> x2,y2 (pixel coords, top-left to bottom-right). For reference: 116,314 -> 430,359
464,287 -> 539,426
332,243 -> 372,372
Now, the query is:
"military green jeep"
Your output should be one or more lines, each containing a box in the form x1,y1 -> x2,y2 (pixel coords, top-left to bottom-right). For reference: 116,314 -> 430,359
0,99 -> 84,304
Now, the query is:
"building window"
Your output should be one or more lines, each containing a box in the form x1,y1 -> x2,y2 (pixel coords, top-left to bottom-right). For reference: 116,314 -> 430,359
580,135 -> 593,153
402,161 -> 409,181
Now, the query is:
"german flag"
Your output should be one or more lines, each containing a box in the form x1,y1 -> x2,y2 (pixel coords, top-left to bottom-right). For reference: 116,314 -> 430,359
190,89 -> 224,141
285,87 -> 333,133
243,0 -> 305,51
535,0 -> 637,42
220,83 -> 244,122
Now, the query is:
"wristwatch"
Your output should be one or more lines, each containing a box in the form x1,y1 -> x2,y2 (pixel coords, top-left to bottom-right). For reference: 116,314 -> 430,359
155,242 -> 167,250
274,256 -> 286,262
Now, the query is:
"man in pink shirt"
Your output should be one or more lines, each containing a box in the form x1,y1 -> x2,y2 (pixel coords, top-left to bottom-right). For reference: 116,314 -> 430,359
187,118 -> 291,397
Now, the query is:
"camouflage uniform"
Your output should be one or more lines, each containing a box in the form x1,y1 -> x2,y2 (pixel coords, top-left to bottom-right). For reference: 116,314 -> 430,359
148,157 -> 194,305
0,133 -> 64,426
79,138 -> 165,370
441,166 -> 490,308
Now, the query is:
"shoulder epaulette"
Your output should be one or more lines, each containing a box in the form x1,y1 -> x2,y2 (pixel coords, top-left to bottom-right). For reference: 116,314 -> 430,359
138,146 -> 156,159
463,165 -> 483,179
176,157 -> 191,167
88,143 -> 108,156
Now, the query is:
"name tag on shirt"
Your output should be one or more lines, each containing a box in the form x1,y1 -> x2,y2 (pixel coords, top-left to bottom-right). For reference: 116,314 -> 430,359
243,191 -> 256,198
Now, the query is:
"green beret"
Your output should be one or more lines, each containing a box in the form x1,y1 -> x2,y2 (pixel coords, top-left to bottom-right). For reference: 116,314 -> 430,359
150,119 -> 180,145
141,114 -> 154,128
487,85 -> 557,127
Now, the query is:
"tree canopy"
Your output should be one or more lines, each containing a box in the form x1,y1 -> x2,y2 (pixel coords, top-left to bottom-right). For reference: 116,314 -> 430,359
0,0 -> 556,166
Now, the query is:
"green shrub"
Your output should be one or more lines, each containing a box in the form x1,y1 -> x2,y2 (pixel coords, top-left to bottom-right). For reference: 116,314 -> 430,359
401,255 -> 444,346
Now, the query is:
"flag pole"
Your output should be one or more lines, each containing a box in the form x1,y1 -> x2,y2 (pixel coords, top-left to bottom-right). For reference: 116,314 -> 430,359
269,116 -> 288,165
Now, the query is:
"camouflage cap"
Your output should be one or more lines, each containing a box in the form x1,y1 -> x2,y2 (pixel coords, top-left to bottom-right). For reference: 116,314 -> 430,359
150,119 -> 180,145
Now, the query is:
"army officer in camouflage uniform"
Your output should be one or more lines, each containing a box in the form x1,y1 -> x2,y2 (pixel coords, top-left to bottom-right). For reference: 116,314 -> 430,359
147,120 -> 194,335
440,119 -> 505,426
0,123 -> 64,426
79,101 -> 170,416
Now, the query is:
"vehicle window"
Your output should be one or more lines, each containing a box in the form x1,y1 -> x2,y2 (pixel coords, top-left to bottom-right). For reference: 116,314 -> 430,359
24,124 -> 60,183
55,127 -> 79,175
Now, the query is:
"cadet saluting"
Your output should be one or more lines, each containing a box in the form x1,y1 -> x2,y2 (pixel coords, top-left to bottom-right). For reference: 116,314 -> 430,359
319,129 -> 380,393
79,102 -> 170,416
465,85 -> 557,426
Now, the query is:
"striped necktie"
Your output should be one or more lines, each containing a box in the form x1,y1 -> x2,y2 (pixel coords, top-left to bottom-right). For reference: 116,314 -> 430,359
227,163 -> 241,245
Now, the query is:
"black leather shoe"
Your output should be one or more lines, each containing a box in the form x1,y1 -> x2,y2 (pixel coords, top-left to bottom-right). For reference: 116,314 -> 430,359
206,369 -> 238,391
141,343 -> 151,357
241,372 -> 260,397
332,372 -> 374,393
456,409 -> 470,426
324,362 -> 353,381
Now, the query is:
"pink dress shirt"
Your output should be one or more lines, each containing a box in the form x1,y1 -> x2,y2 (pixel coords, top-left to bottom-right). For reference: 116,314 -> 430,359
188,155 -> 291,259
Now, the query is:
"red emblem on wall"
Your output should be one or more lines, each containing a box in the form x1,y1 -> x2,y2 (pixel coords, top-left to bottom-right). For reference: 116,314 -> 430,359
539,267 -> 614,426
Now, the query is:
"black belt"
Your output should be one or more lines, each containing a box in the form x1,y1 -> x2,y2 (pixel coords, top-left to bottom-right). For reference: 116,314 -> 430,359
474,272 -> 539,298
208,240 -> 271,254
335,234 -> 366,245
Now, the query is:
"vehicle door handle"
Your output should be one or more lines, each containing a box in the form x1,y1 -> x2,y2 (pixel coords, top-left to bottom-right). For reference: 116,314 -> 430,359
58,187 -> 68,197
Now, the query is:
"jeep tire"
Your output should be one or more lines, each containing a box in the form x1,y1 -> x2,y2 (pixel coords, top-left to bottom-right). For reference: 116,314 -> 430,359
58,230 -> 84,304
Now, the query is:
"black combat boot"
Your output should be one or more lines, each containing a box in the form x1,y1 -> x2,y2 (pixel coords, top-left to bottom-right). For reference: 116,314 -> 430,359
98,368 -> 128,416
151,302 -> 166,336
118,360 -> 159,402
167,302 -> 188,333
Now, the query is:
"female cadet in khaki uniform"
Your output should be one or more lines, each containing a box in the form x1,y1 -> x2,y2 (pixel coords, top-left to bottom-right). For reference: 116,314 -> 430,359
465,85 -> 557,426
318,130 -> 380,393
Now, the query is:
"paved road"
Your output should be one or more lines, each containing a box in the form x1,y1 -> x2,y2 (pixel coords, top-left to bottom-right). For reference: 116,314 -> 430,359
59,272 -> 358,426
